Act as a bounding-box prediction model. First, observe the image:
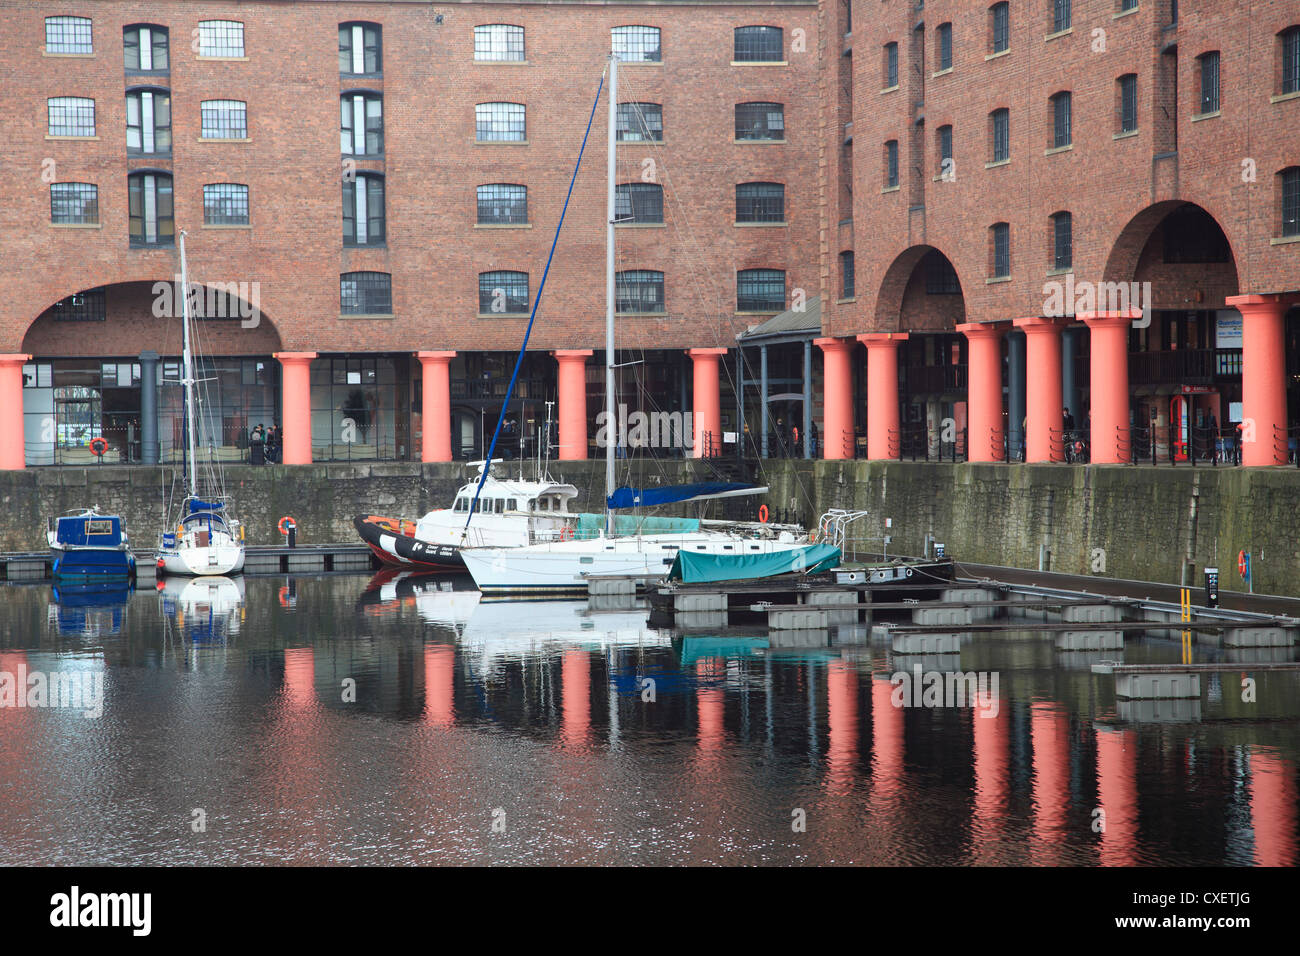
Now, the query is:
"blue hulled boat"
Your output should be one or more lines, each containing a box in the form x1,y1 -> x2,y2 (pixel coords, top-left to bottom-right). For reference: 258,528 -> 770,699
46,508 -> 137,581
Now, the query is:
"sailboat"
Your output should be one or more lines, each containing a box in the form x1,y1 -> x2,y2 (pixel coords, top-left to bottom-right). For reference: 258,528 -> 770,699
460,52 -> 809,595
155,230 -> 247,577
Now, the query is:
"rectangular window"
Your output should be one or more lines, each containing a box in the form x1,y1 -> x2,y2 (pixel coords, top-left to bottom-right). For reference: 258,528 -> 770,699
991,109 -> 1009,162
1053,0 -> 1072,33
46,16 -> 92,54
886,140 -> 899,186
1199,51 -> 1220,114
48,97 -> 95,137
1121,0 -> 1138,11
1053,213 -> 1073,270
1053,93 -> 1071,148
840,251 -> 855,298
991,3 -> 1010,54
479,272 -> 529,314
198,21 -> 245,57
51,183 -> 99,225
992,223 -> 1010,277
1119,74 -> 1138,131
126,89 -> 171,154
339,23 -> 381,75
474,24 -> 525,62
736,183 -> 785,223
736,269 -> 785,312
124,25 -> 168,71
343,175 -> 385,246
476,102 -> 526,141
341,272 -> 392,315
204,184 -> 249,226
477,184 -> 528,224
735,102 -> 784,140
937,125 -> 953,175
615,271 -> 664,313
128,172 -> 174,246
1284,29 -> 1300,96
615,183 -> 664,223
937,24 -> 952,71
201,100 -> 247,139
616,102 -> 663,142
885,42 -> 899,87
734,26 -> 783,62
341,94 -> 383,155
1283,168 -> 1300,238
612,26 -> 661,63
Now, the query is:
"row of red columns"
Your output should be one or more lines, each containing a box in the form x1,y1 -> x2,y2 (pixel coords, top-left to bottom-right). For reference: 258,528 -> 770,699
0,294 -> 1292,468
814,294 -> 1298,467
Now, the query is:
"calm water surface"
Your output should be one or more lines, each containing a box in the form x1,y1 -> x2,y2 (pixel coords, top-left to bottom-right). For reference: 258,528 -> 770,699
1,571 -> 1297,866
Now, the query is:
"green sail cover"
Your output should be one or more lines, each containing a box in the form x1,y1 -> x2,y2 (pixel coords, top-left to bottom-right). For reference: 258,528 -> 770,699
667,543 -> 842,584
573,513 -> 700,539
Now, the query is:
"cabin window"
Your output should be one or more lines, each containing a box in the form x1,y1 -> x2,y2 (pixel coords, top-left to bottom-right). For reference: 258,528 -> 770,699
580,557 -> 594,565
85,519 -> 113,535
723,545 -> 734,550
527,499 -> 536,510
507,499 -> 517,511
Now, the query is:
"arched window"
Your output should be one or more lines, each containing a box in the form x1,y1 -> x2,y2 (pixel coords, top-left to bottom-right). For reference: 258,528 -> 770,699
735,102 -> 784,141
124,24 -> 168,71
126,87 -> 171,154
46,16 -> 92,54
616,102 -> 663,141
989,3 -> 1010,54
989,223 -> 1010,278
1050,91 -> 1072,148
612,26 -> 661,62
989,108 -> 1009,162
840,251 -> 855,298
339,22 -> 382,74
734,26 -> 783,62
736,182 -> 785,223
48,96 -> 95,137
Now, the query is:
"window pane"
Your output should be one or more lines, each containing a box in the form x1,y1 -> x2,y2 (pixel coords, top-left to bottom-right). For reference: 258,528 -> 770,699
734,26 -> 782,62
735,102 -> 784,140
199,20 -> 244,57
474,24 -> 525,61
203,184 -> 249,225
736,182 -> 784,222
46,16 -> 92,54
341,272 -> 392,314
612,26 -> 661,63
737,269 -> 785,312
477,184 -> 528,224
615,183 -> 663,223
48,97 -> 95,136
616,102 -> 663,141
51,184 -> 99,225
479,271 -> 530,313
475,102 -> 526,141
615,270 -> 664,312
201,99 -> 247,138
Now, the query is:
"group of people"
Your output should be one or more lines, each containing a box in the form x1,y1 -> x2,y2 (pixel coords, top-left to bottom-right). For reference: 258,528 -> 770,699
248,423 -> 279,465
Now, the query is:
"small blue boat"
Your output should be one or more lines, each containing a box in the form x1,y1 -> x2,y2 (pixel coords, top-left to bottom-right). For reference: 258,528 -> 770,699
46,508 -> 137,581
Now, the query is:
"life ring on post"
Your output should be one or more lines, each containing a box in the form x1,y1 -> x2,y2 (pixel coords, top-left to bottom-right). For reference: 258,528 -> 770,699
559,525 -> 574,541
89,437 -> 108,457
758,505 -> 769,524
278,516 -> 297,536
1237,550 -> 1248,577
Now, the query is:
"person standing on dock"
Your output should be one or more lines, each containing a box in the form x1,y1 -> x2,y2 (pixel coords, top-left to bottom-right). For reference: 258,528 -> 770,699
249,423 -> 266,466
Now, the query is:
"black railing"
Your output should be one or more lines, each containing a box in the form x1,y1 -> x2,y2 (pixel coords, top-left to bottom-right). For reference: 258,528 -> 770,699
897,422 -> 967,462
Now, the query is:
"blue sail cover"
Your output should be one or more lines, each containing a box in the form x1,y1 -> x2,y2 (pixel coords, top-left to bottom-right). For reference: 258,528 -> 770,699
606,482 -> 761,510
187,499 -> 226,514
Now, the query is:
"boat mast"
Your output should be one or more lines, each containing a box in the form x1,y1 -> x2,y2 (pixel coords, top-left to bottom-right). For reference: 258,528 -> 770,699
179,229 -> 197,499
604,52 -> 618,537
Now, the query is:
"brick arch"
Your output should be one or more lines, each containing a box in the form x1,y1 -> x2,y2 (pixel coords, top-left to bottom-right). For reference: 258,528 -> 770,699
21,278 -> 283,357
1102,200 -> 1241,309
872,244 -> 967,332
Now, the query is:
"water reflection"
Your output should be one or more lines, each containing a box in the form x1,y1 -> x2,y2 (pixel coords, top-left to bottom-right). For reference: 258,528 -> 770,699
0,571 -> 1295,865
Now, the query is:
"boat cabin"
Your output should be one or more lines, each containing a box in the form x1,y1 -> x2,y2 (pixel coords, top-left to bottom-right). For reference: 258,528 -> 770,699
50,514 -> 127,548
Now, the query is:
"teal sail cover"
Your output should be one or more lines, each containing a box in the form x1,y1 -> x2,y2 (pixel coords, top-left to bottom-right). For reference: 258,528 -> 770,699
574,513 -> 699,539
667,543 -> 842,584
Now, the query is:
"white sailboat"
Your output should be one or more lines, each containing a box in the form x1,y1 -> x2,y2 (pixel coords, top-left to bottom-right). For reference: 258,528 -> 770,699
461,52 -> 807,595
156,230 -> 246,577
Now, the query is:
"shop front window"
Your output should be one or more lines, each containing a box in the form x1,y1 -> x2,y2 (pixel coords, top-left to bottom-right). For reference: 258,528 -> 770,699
310,356 -> 407,460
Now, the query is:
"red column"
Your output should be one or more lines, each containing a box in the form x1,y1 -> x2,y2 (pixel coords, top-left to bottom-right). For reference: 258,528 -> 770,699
1080,312 -> 1137,464
1030,701 -> 1070,863
1227,295 -> 1297,466
0,354 -> 31,470
562,649 -> 590,749
688,347 -> 727,458
857,333 -> 907,460
1013,318 -> 1067,463
553,349 -> 592,461
957,324 -> 1004,462
1095,725 -> 1138,866
416,351 -> 455,463
815,337 -> 855,459
274,351 -> 317,465
1249,748 -> 1297,867
825,660 -> 859,795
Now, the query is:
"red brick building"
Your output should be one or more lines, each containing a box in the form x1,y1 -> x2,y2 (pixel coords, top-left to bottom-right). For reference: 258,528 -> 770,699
1,0 -> 1296,472
0,0 -> 818,467
819,0 -> 1300,466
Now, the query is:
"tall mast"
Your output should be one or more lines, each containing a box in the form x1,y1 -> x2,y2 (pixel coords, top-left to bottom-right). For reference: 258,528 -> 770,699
179,229 -> 197,498
604,52 -> 618,536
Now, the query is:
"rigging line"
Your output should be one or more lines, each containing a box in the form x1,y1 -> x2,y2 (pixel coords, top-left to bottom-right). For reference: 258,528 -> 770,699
463,68 -> 606,534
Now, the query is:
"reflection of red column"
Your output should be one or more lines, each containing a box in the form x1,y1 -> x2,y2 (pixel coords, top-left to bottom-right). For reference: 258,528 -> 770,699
1031,702 -> 1069,858
1080,312 -> 1136,464
815,338 -> 855,459
1013,318 -> 1066,463
283,647 -> 317,710
424,643 -> 454,729
1250,748 -> 1297,867
562,650 -> 590,748
825,661 -> 859,794
858,334 -> 907,460
871,675 -> 903,796
0,355 -> 31,470
274,351 -> 317,465
688,348 -> 727,458
1095,725 -> 1138,866
957,325 -> 1004,462
1227,295 -> 1297,466
553,350 -> 592,461
0,652 -> 32,828
696,659 -> 725,754
971,691 -> 1009,845
416,351 -> 455,462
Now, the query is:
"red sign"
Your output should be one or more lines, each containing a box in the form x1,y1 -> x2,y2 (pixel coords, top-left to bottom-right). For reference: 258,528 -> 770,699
1180,385 -> 1216,394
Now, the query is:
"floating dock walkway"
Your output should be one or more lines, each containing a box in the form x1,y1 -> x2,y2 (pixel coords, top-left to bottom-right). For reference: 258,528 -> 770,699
2,543 -> 376,582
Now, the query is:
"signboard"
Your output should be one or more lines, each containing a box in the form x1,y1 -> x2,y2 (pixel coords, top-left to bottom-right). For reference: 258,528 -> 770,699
1215,310 -> 1243,349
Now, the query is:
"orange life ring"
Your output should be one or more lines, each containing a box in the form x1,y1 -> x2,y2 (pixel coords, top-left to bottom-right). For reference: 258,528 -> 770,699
1237,550 -> 1248,576
278,516 -> 296,536
559,525 -> 574,541
758,504 -> 769,523
89,437 -> 108,456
